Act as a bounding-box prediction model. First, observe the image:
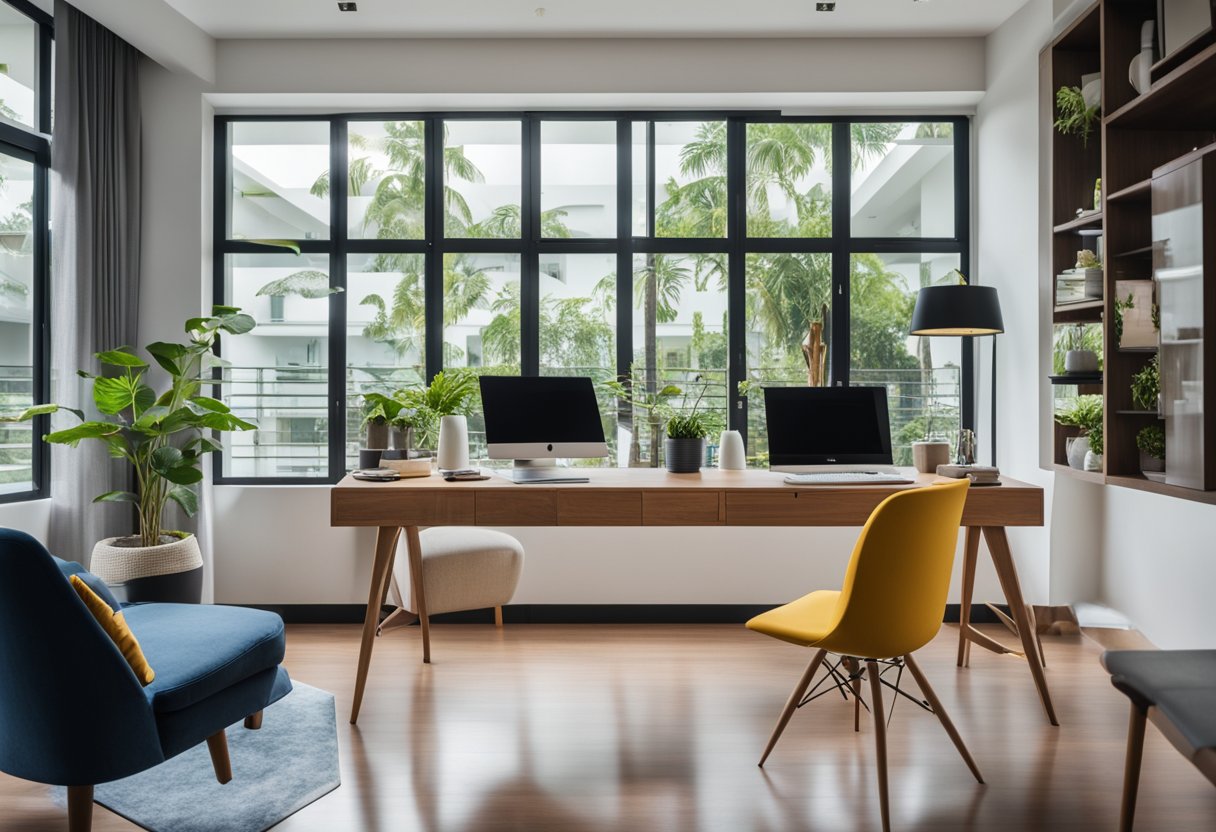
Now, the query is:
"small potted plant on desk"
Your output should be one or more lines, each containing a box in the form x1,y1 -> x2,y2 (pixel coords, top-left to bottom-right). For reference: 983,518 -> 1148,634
605,377 -> 718,473
3,307 -> 258,602
1055,394 -> 1104,472
396,369 -> 479,456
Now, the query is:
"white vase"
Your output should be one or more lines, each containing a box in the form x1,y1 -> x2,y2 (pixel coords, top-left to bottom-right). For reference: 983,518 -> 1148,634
1084,450 -> 1103,472
1066,436 -> 1090,470
437,415 -> 470,471
717,430 -> 745,470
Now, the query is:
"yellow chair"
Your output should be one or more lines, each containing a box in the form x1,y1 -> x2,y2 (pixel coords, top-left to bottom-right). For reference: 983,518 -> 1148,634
747,478 -> 982,832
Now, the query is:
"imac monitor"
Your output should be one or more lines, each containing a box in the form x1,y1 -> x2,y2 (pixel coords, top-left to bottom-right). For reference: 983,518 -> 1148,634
479,375 -> 609,483
764,386 -> 897,473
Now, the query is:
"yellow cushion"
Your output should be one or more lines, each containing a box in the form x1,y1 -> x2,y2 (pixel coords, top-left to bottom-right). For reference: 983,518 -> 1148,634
746,590 -> 843,648
69,574 -> 155,685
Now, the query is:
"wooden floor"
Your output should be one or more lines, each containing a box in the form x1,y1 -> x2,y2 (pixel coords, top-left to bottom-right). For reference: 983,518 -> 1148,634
3,623 -> 1214,831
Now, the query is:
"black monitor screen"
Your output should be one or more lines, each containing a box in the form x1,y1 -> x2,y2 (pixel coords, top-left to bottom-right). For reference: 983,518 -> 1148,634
480,376 -> 607,445
763,386 -> 893,465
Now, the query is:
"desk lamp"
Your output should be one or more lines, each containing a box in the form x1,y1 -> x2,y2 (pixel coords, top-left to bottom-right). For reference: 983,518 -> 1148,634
909,273 -> 1004,464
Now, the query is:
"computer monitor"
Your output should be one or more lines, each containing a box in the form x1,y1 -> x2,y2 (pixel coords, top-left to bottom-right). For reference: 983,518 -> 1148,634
763,386 -> 896,473
479,375 -> 609,483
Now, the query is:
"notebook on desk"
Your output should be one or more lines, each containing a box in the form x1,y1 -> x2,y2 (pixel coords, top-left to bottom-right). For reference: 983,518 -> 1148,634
763,386 -> 914,485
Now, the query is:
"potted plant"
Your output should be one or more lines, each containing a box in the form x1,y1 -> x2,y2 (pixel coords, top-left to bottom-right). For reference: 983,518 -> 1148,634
3,307 -> 257,602
606,377 -> 717,473
1131,355 -> 1160,414
1055,394 -> 1103,471
397,369 -> 479,453
1136,424 -> 1165,477
1054,84 -> 1101,147
361,392 -> 403,450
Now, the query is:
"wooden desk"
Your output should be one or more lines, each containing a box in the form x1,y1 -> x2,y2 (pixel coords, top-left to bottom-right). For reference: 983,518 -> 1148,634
331,469 -> 1052,725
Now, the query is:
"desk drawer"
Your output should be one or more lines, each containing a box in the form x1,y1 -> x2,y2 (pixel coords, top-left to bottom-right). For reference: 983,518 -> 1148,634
476,492 -> 558,525
331,490 -> 475,527
643,491 -> 722,525
726,491 -> 882,526
558,492 -> 642,525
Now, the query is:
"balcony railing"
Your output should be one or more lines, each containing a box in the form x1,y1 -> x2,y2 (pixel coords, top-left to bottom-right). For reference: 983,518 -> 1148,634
217,364 -> 960,477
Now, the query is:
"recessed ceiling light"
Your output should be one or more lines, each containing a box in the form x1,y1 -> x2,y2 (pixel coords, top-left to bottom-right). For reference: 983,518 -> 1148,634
337,2 -> 357,11
816,2 -> 836,10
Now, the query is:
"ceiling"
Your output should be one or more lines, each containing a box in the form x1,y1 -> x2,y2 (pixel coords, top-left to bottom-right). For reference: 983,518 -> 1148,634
161,0 -> 1031,39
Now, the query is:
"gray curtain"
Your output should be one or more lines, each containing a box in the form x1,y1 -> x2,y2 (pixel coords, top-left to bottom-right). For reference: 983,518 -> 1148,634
49,1 -> 142,563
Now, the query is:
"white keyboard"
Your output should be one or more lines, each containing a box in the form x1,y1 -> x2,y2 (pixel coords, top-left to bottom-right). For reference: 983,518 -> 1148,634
783,472 -> 914,485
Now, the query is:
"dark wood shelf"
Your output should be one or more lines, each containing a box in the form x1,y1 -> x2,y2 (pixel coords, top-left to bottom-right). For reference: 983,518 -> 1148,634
1105,42 -> 1216,130
1106,178 -> 1150,204
1052,463 -> 1105,484
1114,409 -> 1160,416
1050,0 -> 1100,51
1054,210 -> 1103,233
1052,299 -> 1104,323
1106,474 -> 1216,505
1113,245 -> 1154,258
1049,372 -> 1102,385
1118,345 -> 1157,353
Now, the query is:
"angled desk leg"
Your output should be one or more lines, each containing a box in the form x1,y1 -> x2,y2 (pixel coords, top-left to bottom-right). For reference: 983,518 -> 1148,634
403,525 -> 431,665
956,525 -> 1058,726
350,525 -> 402,725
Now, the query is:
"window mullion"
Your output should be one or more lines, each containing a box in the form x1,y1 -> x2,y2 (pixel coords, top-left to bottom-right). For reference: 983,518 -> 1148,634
726,119 -> 747,440
424,118 -> 443,379
328,120 -> 348,482
521,117 -> 540,376
830,122 -> 851,388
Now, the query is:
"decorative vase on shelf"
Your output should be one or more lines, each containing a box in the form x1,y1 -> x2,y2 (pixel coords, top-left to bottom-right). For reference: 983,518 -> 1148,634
1139,451 -> 1165,474
1066,435 -> 1090,470
437,415 -> 470,471
1084,450 -> 1103,472
1064,349 -> 1100,374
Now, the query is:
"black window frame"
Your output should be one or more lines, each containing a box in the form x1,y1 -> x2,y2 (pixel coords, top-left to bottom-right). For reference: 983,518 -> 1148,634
213,111 -> 971,485
0,0 -> 52,503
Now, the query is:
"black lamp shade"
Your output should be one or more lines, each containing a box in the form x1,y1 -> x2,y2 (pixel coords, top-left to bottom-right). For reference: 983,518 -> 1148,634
909,284 -> 1004,336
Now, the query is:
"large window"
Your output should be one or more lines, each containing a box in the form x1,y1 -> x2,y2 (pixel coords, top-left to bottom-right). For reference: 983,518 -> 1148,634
0,0 -> 50,501
214,114 -> 969,482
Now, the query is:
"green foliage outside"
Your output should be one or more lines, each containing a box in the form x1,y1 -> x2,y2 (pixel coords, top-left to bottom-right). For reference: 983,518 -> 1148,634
321,120 -> 954,467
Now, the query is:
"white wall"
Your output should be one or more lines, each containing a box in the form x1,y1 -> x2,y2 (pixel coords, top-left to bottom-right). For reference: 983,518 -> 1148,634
135,34 -> 1010,606
0,498 -> 49,546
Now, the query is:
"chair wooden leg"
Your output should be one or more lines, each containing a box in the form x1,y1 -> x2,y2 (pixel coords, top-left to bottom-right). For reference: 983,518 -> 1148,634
1120,703 -> 1148,832
842,656 -> 863,732
244,710 -> 263,730
494,606 -> 504,627
903,653 -> 984,784
759,648 -> 827,767
206,730 -> 233,784
865,660 -> 891,832
67,785 -> 93,832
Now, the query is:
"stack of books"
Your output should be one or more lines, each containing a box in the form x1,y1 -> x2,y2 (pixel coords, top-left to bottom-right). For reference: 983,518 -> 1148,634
936,464 -> 1002,486
1056,268 -> 1103,305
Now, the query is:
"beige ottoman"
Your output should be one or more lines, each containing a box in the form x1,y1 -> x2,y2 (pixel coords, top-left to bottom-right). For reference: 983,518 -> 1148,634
386,527 -> 524,655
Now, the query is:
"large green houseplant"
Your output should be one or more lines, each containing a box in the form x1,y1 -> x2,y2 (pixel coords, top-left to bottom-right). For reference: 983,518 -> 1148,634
5,307 -> 257,601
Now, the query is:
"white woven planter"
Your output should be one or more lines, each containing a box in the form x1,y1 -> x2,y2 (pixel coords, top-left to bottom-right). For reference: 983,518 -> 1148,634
89,534 -> 203,585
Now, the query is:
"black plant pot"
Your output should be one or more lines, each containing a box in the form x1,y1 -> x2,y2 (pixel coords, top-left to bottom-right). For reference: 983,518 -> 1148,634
665,437 -> 706,473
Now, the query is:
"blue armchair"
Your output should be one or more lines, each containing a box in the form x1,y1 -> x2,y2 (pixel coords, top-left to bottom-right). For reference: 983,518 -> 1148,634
0,529 -> 292,831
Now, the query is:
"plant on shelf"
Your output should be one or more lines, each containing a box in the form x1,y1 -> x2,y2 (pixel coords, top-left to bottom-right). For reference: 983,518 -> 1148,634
361,392 -> 408,450
1055,394 -> 1104,471
1136,424 -> 1166,475
1054,323 -> 1103,375
1054,85 -> 1101,147
1113,292 -> 1135,346
2,307 -> 258,602
1130,355 -> 1160,412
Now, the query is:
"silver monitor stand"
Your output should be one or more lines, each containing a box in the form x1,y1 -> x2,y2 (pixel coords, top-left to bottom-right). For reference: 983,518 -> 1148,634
506,458 -> 589,484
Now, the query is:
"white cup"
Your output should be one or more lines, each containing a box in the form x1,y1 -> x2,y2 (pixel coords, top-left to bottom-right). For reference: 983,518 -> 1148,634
437,415 -> 470,471
718,430 -> 746,470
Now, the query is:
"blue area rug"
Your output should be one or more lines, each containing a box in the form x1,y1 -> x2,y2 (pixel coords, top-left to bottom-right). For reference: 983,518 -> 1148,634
58,682 -> 340,832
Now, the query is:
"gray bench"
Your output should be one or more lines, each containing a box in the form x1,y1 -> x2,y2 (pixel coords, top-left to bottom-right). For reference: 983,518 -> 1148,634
1102,650 -> 1216,831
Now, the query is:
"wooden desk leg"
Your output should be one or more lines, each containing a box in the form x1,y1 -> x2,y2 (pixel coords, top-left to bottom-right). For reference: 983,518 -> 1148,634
404,525 -> 431,664
350,525 -> 402,725
982,526 -> 1059,726
957,526 -> 981,668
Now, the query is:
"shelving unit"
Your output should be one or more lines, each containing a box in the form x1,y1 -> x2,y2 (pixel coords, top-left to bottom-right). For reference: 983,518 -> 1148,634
1042,0 -> 1216,503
